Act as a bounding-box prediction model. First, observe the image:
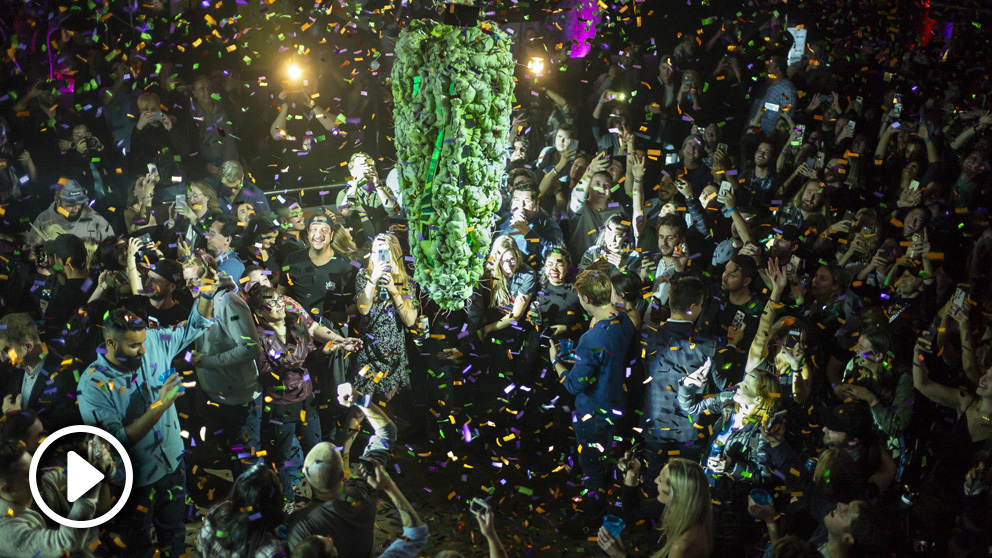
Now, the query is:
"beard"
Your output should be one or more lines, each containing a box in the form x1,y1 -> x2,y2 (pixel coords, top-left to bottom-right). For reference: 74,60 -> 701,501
112,354 -> 143,372
66,210 -> 83,222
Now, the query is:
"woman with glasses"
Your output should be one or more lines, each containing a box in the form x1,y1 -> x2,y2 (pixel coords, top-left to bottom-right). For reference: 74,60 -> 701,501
248,285 -> 361,509
353,233 -> 419,402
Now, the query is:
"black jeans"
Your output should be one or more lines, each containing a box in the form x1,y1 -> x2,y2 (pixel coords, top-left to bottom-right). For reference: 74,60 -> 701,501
113,460 -> 186,558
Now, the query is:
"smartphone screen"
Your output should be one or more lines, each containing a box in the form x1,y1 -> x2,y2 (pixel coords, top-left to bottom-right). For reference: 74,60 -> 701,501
764,102 -> 780,112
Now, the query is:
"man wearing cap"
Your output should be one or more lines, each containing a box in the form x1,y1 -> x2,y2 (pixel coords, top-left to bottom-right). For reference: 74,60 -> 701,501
287,383 -> 398,556
78,295 -> 216,558
278,213 -> 359,393
820,401 -> 896,495
122,257 -> 190,329
30,180 -> 114,244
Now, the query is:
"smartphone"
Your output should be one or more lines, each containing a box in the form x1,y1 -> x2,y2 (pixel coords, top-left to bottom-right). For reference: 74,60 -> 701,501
152,110 -> 164,121
788,254 -> 801,275
674,242 -> 686,257
792,125 -> 805,146
820,94 -> 833,104
952,288 -> 967,310
855,96 -> 863,105
731,310 -> 745,330
768,409 -> 788,429
697,126 -> 705,136
684,75 -> 693,85
878,243 -> 894,260
469,498 -> 490,514
764,102 -> 780,112
567,138 -> 579,155
908,180 -> 920,191
786,329 -> 801,349
815,152 -> 825,170
176,194 -> 187,207
147,163 -> 159,176
719,180 -> 733,198
717,143 -> 728,154
805,156 -> 816,169
376,248 -> 391,264
923,324 -> 938,346
847,120 -> 856,133
665,153 -> 679,165
138,233 -> 153,245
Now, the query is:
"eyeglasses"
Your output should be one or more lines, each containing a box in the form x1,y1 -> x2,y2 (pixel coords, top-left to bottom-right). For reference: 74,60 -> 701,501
263,298 -> 286,310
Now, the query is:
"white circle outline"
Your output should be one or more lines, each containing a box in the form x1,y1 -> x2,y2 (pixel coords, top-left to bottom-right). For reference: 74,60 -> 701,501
28,424 -> 134,529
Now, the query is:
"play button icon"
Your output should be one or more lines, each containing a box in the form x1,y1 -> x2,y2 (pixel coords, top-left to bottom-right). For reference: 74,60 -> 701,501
66,450 -> 106,502
29,424 -> 134,529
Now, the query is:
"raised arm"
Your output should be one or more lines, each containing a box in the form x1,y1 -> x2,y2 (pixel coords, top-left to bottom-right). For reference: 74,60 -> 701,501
746,259 -> 787,371
912,337 -> 972,412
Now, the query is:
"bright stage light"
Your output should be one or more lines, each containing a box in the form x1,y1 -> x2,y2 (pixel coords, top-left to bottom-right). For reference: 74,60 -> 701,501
287,64 -> 302,80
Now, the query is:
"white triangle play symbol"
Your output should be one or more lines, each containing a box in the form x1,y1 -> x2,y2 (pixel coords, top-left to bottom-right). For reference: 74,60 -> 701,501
67,451 -> 103,503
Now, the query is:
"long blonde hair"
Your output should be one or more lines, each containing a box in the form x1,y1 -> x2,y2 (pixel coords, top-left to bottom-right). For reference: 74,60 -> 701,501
654,458 -> 713,558
738,369 -> 781,424
365,233 -> 409,292
331,223 -> 360,259
486,235 -> 521,309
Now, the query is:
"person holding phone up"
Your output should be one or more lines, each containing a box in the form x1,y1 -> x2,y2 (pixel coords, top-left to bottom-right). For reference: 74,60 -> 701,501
353,233 -> 419,403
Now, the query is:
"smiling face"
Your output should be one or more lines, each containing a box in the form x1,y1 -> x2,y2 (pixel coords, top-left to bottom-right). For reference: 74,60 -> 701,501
248,269 -> 272,289
800,182 -> 825,212
681,138 -> 703,164
309,222 -> 333,251
903,208 -> 927,237
754,142 -> 774,168
545,252 -> 567,285
733,370 -> 763,407
257,294 -> 287,323
497,247 -> 518,277
963,151 -> 984,175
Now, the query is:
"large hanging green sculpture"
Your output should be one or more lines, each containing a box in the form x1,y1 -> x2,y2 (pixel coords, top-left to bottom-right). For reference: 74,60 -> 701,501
392,19 -> 514,310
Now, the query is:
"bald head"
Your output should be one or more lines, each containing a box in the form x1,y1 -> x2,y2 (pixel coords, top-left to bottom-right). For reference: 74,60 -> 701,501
303,442 -> 345,499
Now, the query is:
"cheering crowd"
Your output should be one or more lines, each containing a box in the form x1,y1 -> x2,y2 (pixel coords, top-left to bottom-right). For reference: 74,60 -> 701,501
1,0 -> 992,557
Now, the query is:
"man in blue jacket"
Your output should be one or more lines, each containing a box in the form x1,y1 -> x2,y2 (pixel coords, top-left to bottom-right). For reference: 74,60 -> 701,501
549,267 -> 635,523
77,292 -> 215,558
641,277 -> 720,490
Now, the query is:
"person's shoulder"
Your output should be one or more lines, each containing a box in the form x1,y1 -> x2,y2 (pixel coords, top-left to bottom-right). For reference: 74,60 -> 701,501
283,248 -> 310,265
671,525 -> 709,557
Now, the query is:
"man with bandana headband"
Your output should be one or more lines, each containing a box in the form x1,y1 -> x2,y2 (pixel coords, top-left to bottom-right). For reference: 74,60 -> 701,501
77,292 -> 216,558
29,180 -> 114,243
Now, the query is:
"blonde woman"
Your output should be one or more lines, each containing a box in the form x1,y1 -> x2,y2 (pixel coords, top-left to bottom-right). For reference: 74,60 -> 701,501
481,235 -> 537,336
330,223 -> 362,260
678,359 -> 781,557
169,181 -> 221,257
598,457 -> 712,558
123,171 -> 158,234
353,233 -> 419,400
